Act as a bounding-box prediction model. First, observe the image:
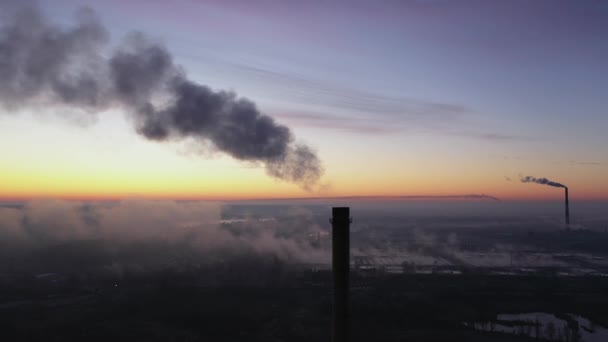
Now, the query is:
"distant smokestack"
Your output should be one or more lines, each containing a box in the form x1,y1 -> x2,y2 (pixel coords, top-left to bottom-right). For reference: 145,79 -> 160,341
565,187 -> 570,226
331,207 -> 350,342
520,175 -> 570,226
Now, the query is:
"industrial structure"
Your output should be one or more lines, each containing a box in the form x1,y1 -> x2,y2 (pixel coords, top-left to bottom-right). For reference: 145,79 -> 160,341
565,187 -> 570,226
331,207 -> 351,342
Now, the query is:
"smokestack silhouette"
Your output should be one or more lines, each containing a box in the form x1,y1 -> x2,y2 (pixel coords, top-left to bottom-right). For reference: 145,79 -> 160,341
0,4 -> 322,188
521,176 -> 570,225
331,207 -> 350,342
565,187 -> 570,225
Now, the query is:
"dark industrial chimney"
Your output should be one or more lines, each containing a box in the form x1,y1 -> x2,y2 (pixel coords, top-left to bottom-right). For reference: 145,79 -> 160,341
331,207 -> 350,342
565,187 -> 570,226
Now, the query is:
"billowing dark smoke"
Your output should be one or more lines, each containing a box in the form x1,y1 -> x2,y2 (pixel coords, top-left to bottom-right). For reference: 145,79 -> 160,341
0,5 -> 109,108
0,4 -> 322,188
520,176 -> 566,188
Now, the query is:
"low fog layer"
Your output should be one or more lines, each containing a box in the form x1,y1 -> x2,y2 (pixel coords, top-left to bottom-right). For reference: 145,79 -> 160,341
0,200 -> 329,274
2,199 -> 608,276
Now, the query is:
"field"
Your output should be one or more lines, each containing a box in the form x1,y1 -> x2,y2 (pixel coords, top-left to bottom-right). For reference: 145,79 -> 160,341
2,270 -> 608,341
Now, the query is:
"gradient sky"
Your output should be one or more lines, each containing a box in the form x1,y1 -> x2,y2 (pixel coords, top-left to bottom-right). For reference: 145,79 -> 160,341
1,0 -> 607,200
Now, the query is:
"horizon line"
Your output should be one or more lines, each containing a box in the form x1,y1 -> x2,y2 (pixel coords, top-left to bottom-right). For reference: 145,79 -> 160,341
2,194 -> 607,203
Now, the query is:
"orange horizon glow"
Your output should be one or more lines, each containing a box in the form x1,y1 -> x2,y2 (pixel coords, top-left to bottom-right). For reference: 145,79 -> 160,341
2,111 -> 607,203
1,190 -> 606,202
2,164 -> 606,202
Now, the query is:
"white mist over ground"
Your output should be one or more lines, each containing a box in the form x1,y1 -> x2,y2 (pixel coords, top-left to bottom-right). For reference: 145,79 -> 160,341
0,200 -> 223,244
0,199 -> 329,274
1,199 -> 608,275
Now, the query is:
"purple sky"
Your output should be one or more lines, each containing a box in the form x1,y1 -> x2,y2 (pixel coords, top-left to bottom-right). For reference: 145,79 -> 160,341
2,0 -> 607,199
46,0 -> 606,139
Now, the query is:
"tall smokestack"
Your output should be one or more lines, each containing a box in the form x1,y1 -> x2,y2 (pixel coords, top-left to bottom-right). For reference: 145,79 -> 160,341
565,187 -> 570,226
331,207 -> 350,342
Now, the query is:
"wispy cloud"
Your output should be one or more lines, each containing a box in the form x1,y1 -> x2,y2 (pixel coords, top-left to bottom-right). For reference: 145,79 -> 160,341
444,131 -> 535,142
568,160 -> 604,167
225,63 -> 467,119
185,55 -> 526,141
272,111 -> 400,134
550,160 -> 606,167
236,194 -> 501,202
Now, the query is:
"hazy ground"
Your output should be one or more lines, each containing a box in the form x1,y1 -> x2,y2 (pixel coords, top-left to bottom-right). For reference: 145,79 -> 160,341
1,199 -> 608,341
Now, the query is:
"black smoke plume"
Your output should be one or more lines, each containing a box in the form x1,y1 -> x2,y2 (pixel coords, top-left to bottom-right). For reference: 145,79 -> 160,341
520,176 -> 566,188
0,3 -> 322,188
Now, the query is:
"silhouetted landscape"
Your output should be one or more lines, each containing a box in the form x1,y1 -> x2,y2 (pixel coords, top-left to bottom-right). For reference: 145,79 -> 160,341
2,200 -> 608,341
2,0 -> 608,341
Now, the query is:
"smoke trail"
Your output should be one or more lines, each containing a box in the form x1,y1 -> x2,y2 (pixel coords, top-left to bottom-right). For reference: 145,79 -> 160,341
0,4 -> 323,188
252,194 -> 502,201
520,176 -> 567,188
